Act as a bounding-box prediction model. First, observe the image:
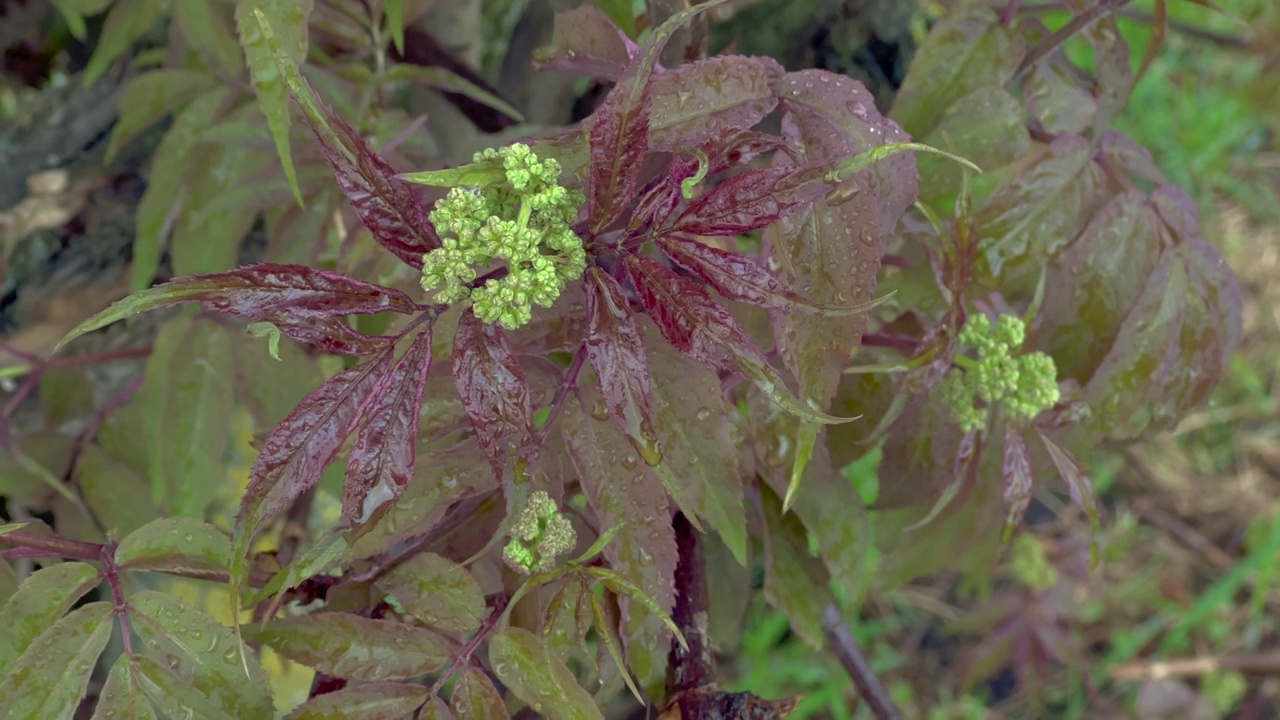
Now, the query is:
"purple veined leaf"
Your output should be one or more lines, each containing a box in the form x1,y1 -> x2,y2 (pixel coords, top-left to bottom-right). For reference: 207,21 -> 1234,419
452,310 -> 536,480
533,3 -> 635,81
648,55 -> 784,152
888,2 -> 1026,139
242,613 -> 455,681
974,133 -> 1108,285
586,0 -> 736,234
657,235 -> 886,317
668,162 -> 832,236
1039,431 -> 1099,533
1001,426 -> 1034,543
284,682 -> 431,720
704,131 -> 791,177
56,263 -> 418,353
627,154 -> 701,236
778,71 -> 918,231
624,253 -> 854,426
257,311 -> 396,356
236,349 -> 395,558
344,330 -> 433,525
1064,0 -> 1133,134
584,266 -> 661,465
1098,130 -> 1167,185
0,601 -> 113,719
251,9 -> 440,268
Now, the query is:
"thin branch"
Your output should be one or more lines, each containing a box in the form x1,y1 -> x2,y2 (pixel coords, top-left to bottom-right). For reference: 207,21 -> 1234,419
429,595 -> 509,697
822,604 -> 904,720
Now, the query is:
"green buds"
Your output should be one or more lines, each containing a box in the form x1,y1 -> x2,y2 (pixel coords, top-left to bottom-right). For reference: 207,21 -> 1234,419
940,313 -> 1061,432
417,143 -> 586,330
503,490 -> 577,575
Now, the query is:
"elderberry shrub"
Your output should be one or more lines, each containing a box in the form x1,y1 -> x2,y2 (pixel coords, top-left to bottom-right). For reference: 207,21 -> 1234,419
9,0 -> 1241,716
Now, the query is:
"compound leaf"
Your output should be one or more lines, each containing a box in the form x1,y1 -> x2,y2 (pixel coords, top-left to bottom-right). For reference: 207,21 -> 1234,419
0,602 -> 113,718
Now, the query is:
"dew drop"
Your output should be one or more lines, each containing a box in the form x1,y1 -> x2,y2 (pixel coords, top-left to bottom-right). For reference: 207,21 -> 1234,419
637,549 -> 655,566
590,399 -> 611,421
620,454 -> 639,470
695,407 -> 711,421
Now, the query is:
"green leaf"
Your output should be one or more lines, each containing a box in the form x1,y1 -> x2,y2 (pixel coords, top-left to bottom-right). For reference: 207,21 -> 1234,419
128,591 -> 273,718
0,561 -> 19,605
382,65 -> 524,123
888,3 -> 1025,138
450,667 -> 509,720
235,0 -> 314,207
92,657 -> 159,720
83,0 -> 170,86
562,390 -> 676,690
136,315 -> 235,517
586,591 -> 643,704
489,627 -> 604,720
0,602 -> 113,719
643,319 -> 748,564
0,561 -> 101,677
132,87 -> 231,290
234,332 -> 324,430
422,697 -> 455,720
170,143 -> 259,276
242,613 -> 454,681
49,0 -> 114,41
131,655 -> 239,720
106,70 -> 218,163
584,567 -> 686,650
760,485 -> 833,647
284,682 -> 431,720
596,0 -> 636,38
115,517 -> 233,575
38,366 -> 94,427
175,0 -> 244,77
384,0 -> 405,53
374,552 -> 486,633
75,445 -> 159,539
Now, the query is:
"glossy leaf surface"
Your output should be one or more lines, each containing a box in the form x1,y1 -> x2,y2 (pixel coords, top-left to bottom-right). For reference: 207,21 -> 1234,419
283,682 -> 430,720
489,627 -> 604,720
0,561 -> 101,677
450,667 -> 510,719
584,267 -> 660,465
92,657 -> 158,720
648,55 -> 783,151
243,613 -> 452,680
375,552 -> 486,633
116,517 -> 233,575
344,331 -> 433,524
0,601 -> 113,718
129,591 -> 273,718
452,311 -> 535,480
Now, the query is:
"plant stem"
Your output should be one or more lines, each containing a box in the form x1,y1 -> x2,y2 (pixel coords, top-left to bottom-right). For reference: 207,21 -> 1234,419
822,604 -> 904,720
428,595 -> 509,697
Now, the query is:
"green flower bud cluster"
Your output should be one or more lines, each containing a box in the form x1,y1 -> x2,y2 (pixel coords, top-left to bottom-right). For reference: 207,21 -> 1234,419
421,144 -> 586,330
503,490 -> 577,575
939,313 -> 1061,432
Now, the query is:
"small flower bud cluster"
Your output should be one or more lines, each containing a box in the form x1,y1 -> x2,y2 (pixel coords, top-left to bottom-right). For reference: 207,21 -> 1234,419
503,490 -> 577,575
421,144 -> 586,330
940,314 -> 1061,432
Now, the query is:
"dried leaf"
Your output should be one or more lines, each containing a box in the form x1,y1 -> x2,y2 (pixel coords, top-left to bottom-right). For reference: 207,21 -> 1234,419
283,682 -> 430,720
375,552 -> 486,633
129,591 -> 273,718
452,310 -> 535,480
0,602 -> 113,718
243,613 -> 453,680
344,331 -> 432,524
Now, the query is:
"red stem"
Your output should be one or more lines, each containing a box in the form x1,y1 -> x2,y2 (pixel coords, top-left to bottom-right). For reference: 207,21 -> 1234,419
429,595 -> 509,696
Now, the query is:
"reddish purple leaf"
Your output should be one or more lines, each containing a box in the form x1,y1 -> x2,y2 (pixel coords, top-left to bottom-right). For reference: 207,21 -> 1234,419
1039,431 -> 1097,527
344,330 -> 433,525
669,162 -> 830,236
658,235 -> 878,317
60,263 -> 420,354
704,131 -> 790,177
237,349 -> 394,549
584,266 -> 661,465
452,310 -> 535,480
586,0 -> 732,234
533,3 -> 635,81
624,253 -> 848,425
1001,426 -> 1034,541
648,55 -> 784,152
627,155 -> 700,236
308,103 -> 440,268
